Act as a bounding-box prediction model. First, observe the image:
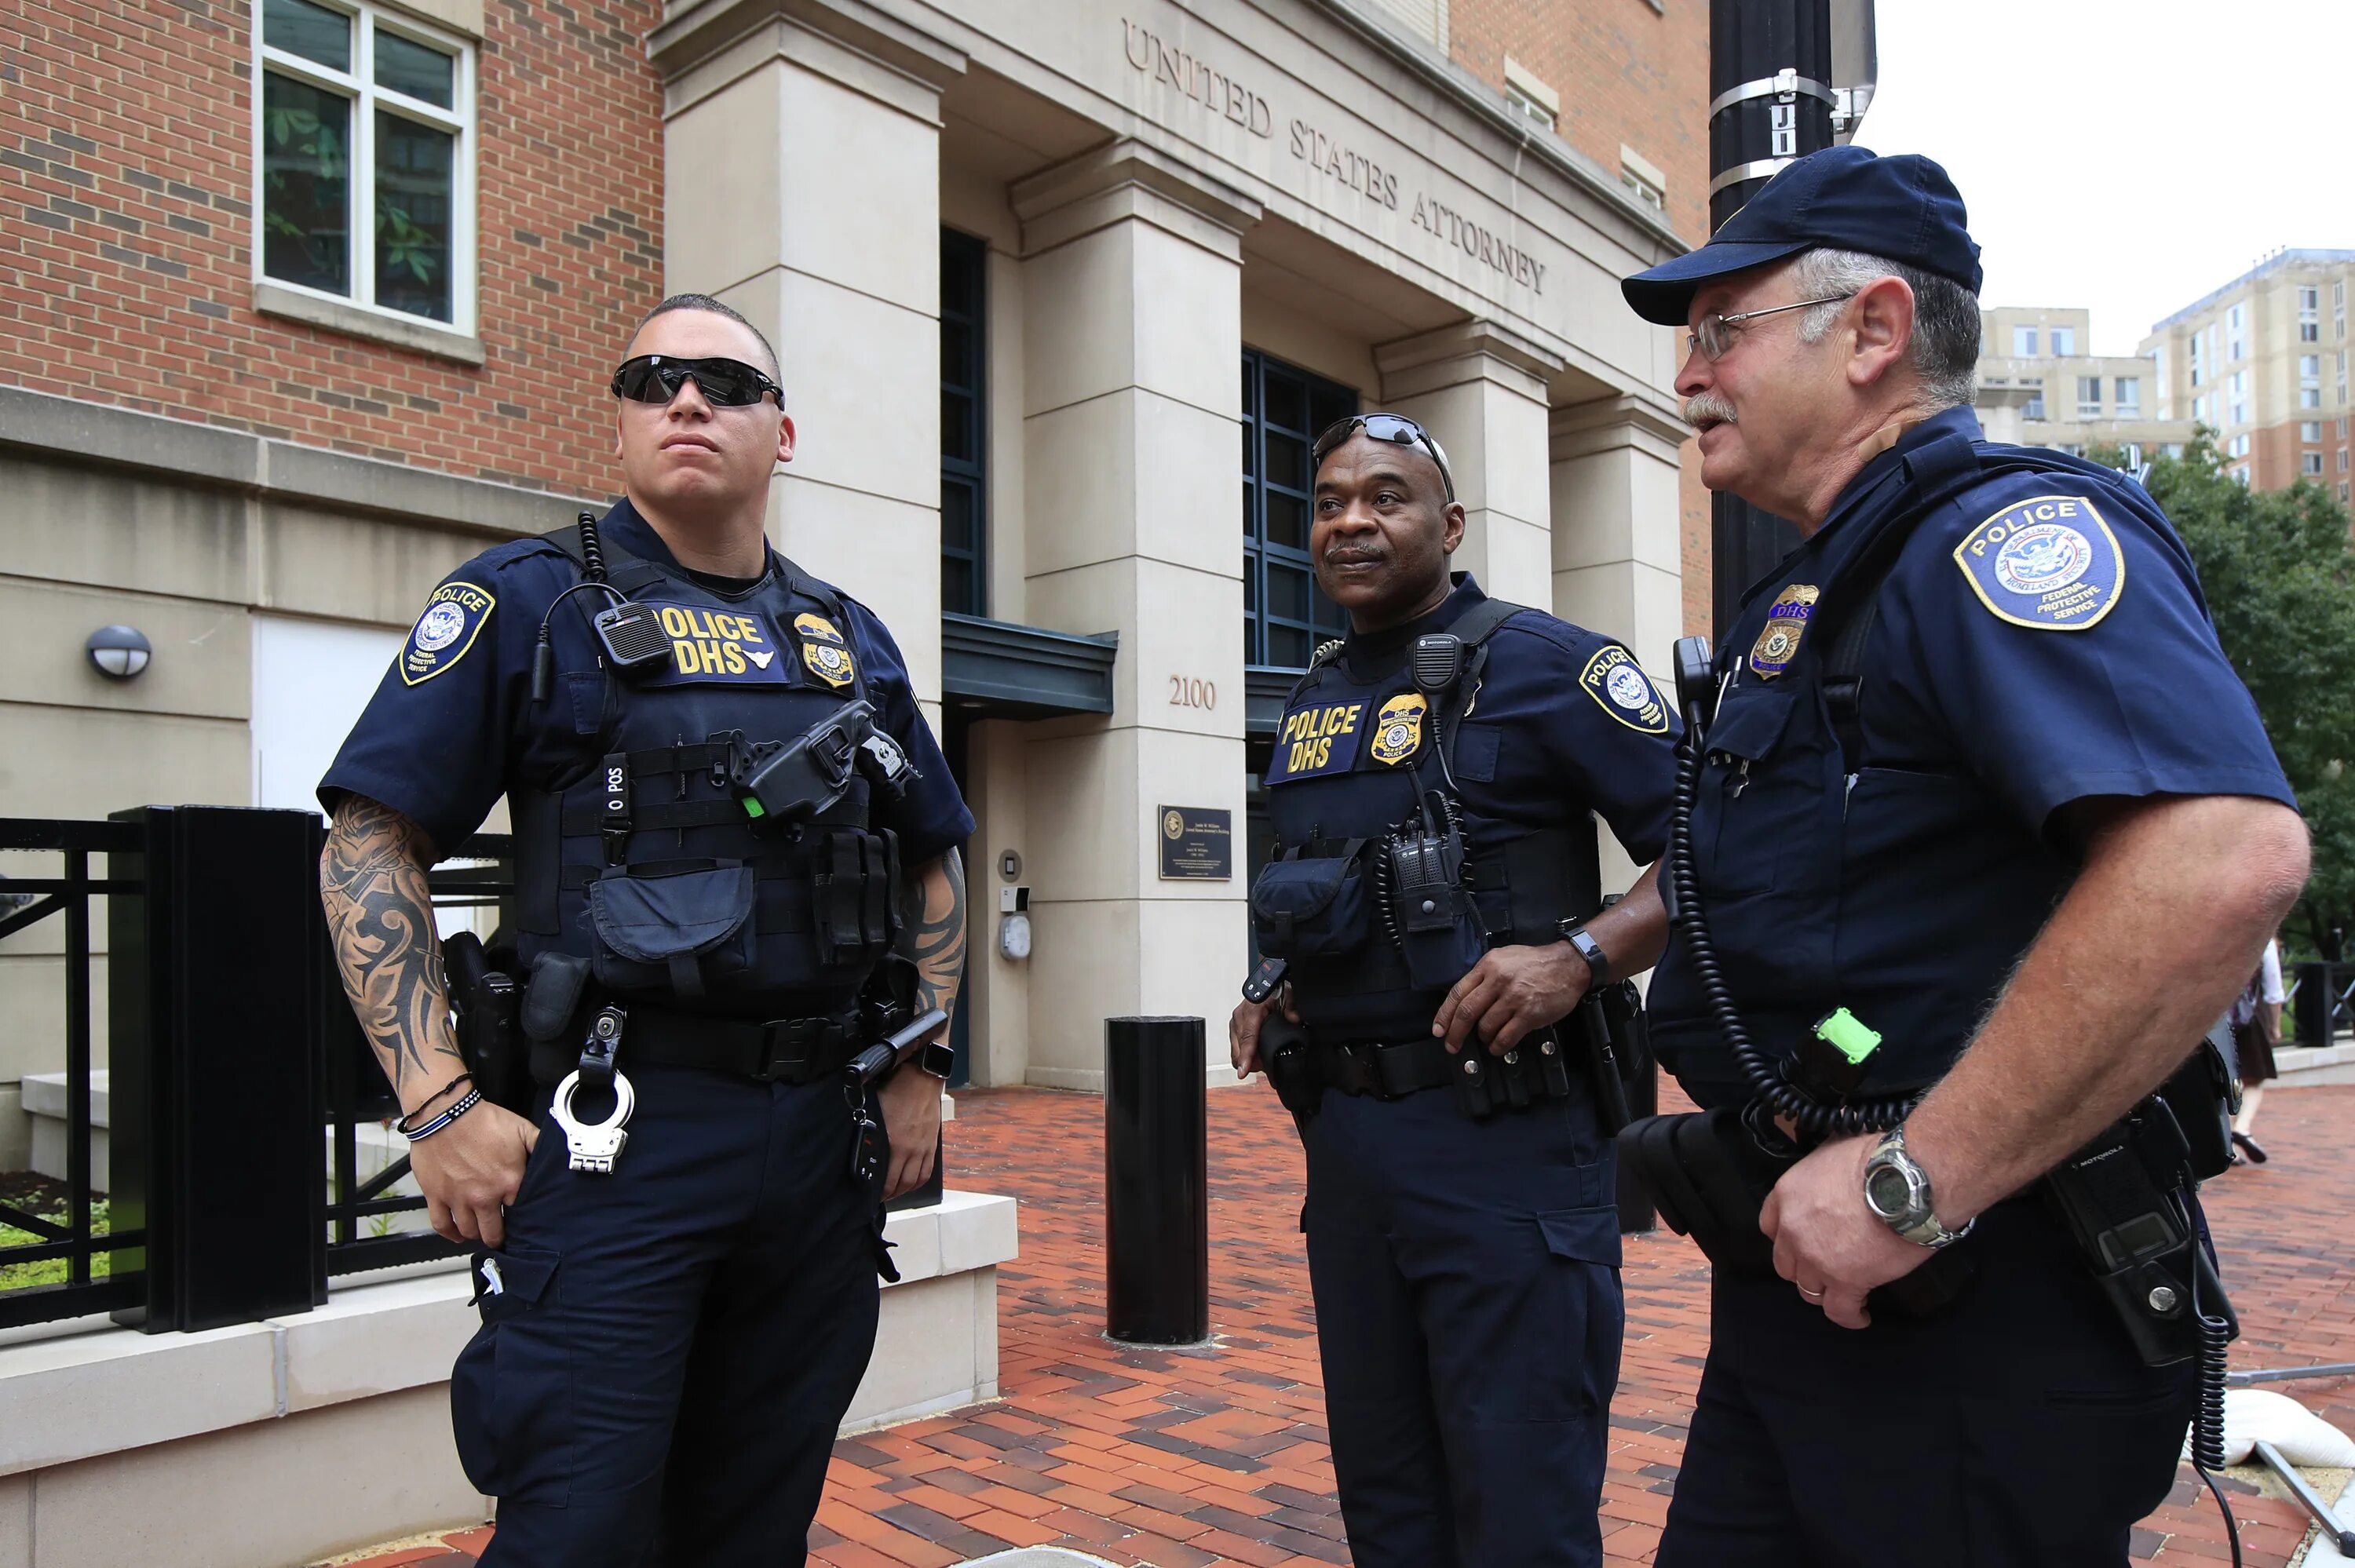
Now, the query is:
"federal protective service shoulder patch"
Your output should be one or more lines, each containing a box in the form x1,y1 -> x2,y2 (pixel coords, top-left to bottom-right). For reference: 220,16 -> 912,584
1367,692 -> 1428,767
1579,645 -> 1668,734
794,612 -> 857,687
1953,494 -> 2125,632
400,582 -> 495,687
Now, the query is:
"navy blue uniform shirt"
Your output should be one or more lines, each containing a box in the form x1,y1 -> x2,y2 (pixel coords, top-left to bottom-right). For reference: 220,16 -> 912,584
1648,408 -> 2297,1100
320,500 -> 973,862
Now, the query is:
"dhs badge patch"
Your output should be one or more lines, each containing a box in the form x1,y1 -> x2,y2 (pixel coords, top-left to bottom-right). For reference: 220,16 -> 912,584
1747,585 -> 1819,679
794,613 -> 857,687
1368,692 -> 1429,767
1954,495 -> 2124,631
1579,645 -> 1668,733
399,581 -> 494,687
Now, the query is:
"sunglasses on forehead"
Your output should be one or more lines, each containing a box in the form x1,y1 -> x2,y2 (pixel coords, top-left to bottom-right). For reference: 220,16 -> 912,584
1311,413 -> 1457,501
610,354 -> 782,408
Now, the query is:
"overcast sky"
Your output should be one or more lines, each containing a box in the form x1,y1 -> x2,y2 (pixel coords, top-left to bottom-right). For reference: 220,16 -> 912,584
1853,0 -> 2355,356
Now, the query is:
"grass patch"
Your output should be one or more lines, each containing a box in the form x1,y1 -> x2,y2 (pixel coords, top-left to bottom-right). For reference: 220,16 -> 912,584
0,1176 -> 114,1293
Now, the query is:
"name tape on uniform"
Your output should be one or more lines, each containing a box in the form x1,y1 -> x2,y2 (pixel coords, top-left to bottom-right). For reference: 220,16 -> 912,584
1267,699 -> 1367,782
1952,494 -> 2125,632
400,581 -> 495,687
1580,646 -> 1669,732
795,612 -> 857,687
643,603 -> 789,684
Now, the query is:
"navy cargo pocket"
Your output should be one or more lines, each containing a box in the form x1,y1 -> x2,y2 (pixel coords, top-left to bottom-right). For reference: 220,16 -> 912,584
1537,1205 -> 1625,1417
449,1243 -> 570,1505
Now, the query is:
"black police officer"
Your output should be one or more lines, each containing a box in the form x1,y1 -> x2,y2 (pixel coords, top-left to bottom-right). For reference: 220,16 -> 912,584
319,294 -> 973,1566
1621,147 -> 2309,1566
1228,415 -> 1678,1567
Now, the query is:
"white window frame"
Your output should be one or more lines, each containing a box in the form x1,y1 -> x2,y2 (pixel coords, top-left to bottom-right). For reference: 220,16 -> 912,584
2050,326 -> 2076,357
2303,421 -> 2324,443
252,0 -> 477,336
2114,376 -> 2141,410
2013,326 -> 2039,357
2305,452 -> 2326,476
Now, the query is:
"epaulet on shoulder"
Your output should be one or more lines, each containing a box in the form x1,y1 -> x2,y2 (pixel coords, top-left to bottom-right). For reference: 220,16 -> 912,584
1484,605 -> 1583,657
469,533 -> 571,578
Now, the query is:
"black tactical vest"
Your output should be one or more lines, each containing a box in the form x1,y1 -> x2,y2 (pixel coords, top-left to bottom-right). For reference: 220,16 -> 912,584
512,529 -> 900,1020
1253,599 -> 1601,1045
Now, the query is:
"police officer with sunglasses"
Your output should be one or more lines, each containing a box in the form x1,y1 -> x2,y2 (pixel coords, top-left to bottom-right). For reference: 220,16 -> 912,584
1231,412 -> 1680,1567
319,293 -> 973,1566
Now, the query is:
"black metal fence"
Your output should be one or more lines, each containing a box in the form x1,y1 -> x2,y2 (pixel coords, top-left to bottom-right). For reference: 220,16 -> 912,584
0,808 -> 500,1329
0,819 -> 147,1329
5,807 -> 944,1332
2294,961 -> 2355,1048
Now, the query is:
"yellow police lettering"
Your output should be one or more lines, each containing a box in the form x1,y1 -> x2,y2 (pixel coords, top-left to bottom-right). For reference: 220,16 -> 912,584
721,643 -> 746,675
696,638 -> 725,672
660,605 -> 693,637
674,640 -> 703,674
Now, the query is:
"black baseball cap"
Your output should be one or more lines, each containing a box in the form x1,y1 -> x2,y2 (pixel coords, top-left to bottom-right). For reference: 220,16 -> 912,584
1621,146 -> 1983,325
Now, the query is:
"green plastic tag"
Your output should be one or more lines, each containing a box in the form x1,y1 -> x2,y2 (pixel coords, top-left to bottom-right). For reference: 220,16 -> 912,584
1814,1007 -> 1881,1064
741,798 -> 765,819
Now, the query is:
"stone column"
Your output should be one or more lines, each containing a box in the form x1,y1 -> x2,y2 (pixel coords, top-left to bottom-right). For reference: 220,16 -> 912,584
1549,393 -> 1689,894
1375,321 -> 1563,607
652,8 -> 965,709
1010,140 -> 1260,1091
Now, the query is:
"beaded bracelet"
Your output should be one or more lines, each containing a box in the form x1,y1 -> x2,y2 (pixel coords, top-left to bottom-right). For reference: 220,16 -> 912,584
392,1072 -> 474,1136
401,1086 -> 483,1142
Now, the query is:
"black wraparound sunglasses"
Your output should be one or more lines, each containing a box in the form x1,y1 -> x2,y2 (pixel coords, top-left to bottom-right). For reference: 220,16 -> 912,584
611,354 -> 782,408
1311,412 -> 1457,501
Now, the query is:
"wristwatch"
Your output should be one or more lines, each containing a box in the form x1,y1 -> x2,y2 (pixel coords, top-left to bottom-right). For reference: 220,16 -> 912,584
1555,920 -> 1611,986
1861,1126 -> 1973,1249
910,1039 -> 955,1081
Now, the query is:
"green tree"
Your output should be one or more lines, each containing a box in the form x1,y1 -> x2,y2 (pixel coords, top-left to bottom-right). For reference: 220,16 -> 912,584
2120,434 -> 2355,959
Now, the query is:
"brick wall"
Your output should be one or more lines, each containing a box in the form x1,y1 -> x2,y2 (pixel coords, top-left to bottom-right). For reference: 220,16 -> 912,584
1444,0 -> 1712,633
2,0 -> 663,493
1446,0 -> 1710,250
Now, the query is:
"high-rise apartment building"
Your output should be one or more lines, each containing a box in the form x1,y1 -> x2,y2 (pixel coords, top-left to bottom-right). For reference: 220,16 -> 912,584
1973,306 -> 2196,468
2140,249 -> 2355,501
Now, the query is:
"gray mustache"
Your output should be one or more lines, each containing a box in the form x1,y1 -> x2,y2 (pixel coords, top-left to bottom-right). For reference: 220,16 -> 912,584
1683,392 -> 1738,428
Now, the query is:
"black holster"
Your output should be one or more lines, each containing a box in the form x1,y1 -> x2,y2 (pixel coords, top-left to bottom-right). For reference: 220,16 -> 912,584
1618,1103 -> 1977,1318
444,931 -> 529,1112
2041,1092 -> 2236,1367
1261,1014 -> 1323,1124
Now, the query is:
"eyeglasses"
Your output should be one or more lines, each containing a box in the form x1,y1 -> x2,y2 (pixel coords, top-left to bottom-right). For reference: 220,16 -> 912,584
611,355 -> 782,408
1687,294 -> 1857,362
1311,413 -> 1457,501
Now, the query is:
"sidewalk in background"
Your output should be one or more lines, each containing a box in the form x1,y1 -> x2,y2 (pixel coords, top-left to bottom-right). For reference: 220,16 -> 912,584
323,1083 -> 2355,1568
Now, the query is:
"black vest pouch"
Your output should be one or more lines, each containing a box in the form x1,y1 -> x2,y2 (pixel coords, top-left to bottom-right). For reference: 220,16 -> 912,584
1250,841 -> 1371,960
587,862 -> 758,999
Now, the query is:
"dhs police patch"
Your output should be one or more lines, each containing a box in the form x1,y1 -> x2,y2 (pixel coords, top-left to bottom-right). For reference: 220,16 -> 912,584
1579,646 -> 1668,734
399,581 -> 494,687
1953,494 -> 2124,632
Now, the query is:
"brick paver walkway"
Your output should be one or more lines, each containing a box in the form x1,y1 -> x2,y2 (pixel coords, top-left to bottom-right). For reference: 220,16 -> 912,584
327,1082 -> 2355,1568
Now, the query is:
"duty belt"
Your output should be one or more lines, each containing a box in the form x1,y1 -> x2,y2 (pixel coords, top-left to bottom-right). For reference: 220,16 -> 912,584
529,1002 -> 861,1088
1313,1037 -> 1459,1099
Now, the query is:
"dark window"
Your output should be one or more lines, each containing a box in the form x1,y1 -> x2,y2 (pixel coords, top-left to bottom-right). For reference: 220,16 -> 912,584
940,228 -> 987,618
1242,349 -> 1355,669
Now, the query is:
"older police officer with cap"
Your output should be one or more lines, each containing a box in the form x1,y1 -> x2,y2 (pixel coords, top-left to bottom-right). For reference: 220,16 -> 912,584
1229,416 -> 1678,1566
319,294 -> 973,1566
1619,145 -> 2308,1565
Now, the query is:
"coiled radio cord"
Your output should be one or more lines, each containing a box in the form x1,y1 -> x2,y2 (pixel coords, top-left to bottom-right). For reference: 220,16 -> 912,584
2189,1231 -> 2244,1568
1667,699 -> 1911,1140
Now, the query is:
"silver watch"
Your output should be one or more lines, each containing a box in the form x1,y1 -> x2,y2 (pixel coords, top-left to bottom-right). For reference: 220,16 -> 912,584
1860,1126 -> 1973,1249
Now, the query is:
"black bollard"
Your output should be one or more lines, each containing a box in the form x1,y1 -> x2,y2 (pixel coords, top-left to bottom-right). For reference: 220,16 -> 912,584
1104,1016 -> 1209,1345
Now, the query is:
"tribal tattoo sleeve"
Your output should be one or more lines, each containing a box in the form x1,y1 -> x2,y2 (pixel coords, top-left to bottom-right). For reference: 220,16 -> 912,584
900,848 -> 968,1028
319,795 -> 465,1107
